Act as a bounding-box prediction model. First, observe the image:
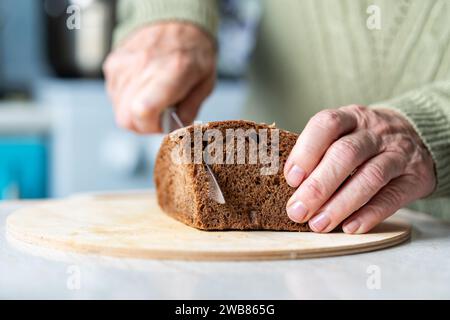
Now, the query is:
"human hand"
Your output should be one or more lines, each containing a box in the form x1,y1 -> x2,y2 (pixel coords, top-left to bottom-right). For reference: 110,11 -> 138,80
103,22 -> 217,133
284,105 -> 436,233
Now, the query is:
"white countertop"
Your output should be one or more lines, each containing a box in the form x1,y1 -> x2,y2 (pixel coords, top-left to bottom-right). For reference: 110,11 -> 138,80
1,201 -> 449,299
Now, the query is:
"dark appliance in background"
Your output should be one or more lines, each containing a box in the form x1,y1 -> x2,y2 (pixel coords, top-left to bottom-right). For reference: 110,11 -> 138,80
0,1 -> 31,99
0,3 -> 5,98
44,0 -> 116,78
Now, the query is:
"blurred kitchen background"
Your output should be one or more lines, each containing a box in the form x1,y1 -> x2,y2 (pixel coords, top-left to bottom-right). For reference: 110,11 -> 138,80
0,0 -> 260,200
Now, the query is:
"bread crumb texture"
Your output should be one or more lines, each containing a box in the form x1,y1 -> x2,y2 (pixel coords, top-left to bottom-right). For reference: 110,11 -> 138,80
154,120 -> 310,231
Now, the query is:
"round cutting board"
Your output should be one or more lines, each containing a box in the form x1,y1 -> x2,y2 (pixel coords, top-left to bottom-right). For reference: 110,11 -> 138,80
6,192 -> 411,261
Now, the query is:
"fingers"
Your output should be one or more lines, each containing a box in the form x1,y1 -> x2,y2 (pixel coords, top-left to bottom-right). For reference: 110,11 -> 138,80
307,153 -> 405,232
282,104 -> 435,234
114,53 -> 207,133
131,55 -> 200,133
342,175 -> 418,234
286,130 -> 380,224
103,51 -> 146,96
284,109 -> 358,188
104,51 -> 146,131
103,22 -> 217,134
104,50 -> 215,133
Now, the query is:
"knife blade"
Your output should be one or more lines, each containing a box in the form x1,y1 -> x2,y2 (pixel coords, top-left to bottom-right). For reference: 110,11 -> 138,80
161,107 -> 226,204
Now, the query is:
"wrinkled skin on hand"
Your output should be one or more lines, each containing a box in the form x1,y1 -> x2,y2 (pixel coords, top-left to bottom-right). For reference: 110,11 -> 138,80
284,105 -> 436,234
103,22 -> 216,133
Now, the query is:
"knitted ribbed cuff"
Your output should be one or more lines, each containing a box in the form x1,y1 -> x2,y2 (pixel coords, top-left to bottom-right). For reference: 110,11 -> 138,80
113,0 -> 219,47
371,84 -> 450,198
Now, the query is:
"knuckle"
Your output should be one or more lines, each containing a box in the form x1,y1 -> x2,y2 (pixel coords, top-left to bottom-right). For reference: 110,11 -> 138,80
343,104 -> 369,127
372,118 -> 392,136
311,109 -> 343,132
380,184 -> 405,208
303,177 -> 326,200
348,104 -> 367,113
359,163 -> 387,193
170,51 -> 194,73
330,137 -> 361,161
395,136 -> 416,154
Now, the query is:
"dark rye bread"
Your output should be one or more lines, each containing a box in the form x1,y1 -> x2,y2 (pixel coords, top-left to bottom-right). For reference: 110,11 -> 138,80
154,120 -> 310,231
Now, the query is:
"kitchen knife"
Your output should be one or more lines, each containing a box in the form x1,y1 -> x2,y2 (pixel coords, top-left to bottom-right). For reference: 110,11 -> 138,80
161,107 -> 226,204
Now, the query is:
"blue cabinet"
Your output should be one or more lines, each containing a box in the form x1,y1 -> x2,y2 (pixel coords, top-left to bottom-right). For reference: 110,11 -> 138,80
0,137 -> 47,200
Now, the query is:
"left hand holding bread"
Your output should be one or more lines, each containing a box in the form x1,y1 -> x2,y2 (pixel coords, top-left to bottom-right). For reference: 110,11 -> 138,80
284,104 -> 436,234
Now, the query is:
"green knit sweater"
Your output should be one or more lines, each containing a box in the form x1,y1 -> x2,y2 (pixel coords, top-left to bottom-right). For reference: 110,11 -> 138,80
114,0 -> 450,220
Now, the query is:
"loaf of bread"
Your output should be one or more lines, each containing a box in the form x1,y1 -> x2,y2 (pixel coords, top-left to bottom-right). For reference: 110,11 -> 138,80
154,120 -> 310,231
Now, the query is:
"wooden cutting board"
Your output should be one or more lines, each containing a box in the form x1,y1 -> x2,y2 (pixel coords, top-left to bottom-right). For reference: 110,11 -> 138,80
6,192 -> 411,261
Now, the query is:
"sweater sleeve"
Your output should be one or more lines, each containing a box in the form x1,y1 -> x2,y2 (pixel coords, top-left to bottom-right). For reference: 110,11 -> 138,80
370,81 -> 450,198
113,0 -> 219,47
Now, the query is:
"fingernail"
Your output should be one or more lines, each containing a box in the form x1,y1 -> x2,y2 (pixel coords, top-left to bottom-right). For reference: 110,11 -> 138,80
286,165 -> 306,187
287,200 -> 308,222
309,213 -> 331,232
343,220 -> 361,234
